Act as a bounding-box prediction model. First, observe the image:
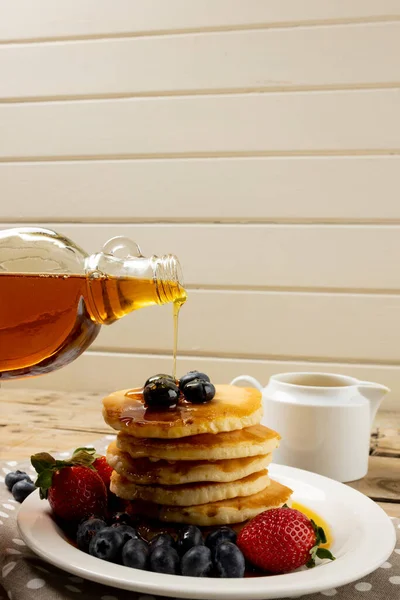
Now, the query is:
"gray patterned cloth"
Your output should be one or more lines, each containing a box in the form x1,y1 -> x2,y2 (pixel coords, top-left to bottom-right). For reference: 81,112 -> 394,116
0,437 -> 399,600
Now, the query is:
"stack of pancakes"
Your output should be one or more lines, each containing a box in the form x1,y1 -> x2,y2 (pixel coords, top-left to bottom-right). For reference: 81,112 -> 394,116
103,384 -> 292,526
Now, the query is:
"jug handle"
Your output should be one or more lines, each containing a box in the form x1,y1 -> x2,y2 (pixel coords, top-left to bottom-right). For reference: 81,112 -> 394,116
230,375 -> 263,391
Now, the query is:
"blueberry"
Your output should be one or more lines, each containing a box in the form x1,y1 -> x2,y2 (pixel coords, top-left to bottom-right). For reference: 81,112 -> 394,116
111,524 -> 140,545
214,542 -> 245,578
181,546 -> 213,577
143,379 -> 180,409
206,527 -> 237,555
179,371 -> 210,391
12,480 -> 36,503
5,471 -> 32,492
149,533 -> 175,551
77,518 -> 107,552
89,527 -> 124,562
182,379 -> 215,404
149,545 -> 180,575
145,374 -> 175,387
122,538 -> 149,570
109,512 -> 134,527
177,525 -> 204,556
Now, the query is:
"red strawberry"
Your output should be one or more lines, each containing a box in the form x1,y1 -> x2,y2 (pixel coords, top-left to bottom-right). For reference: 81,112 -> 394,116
237,507 -> 335,574
31,447 -> 107,522
93,456 -> 113,489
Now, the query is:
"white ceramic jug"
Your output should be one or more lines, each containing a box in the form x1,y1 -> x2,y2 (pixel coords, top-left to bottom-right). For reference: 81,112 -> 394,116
230,372 -> 390,482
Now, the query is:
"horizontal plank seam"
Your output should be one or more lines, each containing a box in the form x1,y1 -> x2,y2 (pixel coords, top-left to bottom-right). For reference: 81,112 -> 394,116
4,218 -> 400,226
1,271 -> 400,294
7,221 -> 400,230
0,150 -> 399,163
185,285 -> 400,295
182,286 -> 400,296
0,15 -> 399,44
0,154 -> 399,166
0,155 -> 399,166
2,82 -> 400,104
83,348 -> 400,368
1,85 -> 399,105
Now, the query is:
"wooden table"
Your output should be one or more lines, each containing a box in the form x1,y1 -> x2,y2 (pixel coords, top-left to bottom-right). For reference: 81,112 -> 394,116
1,389 -> 399,517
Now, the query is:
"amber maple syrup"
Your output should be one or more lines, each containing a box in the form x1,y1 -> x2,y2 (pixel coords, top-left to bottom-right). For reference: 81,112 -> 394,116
291,501 -> 332,548
172,297 -> 185,379
0,273 -> 186,380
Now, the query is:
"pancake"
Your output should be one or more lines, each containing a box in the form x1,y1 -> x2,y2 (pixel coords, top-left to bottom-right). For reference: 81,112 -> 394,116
117,424 -> 280,461
103,385 -> 262,439
110,469 -> 270,506
107,442 -> 272,485
128,478 -> 293,526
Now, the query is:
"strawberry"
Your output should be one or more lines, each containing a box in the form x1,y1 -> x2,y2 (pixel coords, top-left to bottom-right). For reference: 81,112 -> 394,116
31,447 -> 107,522
237,507 -> 335,574
93,456 -> 113,489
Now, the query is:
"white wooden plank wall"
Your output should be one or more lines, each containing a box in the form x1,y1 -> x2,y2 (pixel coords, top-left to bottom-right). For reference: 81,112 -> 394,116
0,1 -> 399,411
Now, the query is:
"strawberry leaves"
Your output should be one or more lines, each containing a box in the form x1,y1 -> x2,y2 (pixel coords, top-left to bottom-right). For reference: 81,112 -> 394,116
35,470 -> 54,498
30,452 -> 56,472
70,447 -> 98,466
315,548 -> 336,560
307,546 -> 336,568
306,520 -> 336,568
31,447 -> 98,500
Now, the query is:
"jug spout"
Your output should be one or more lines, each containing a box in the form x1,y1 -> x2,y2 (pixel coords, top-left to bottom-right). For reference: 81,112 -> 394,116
357,381 -> 390,426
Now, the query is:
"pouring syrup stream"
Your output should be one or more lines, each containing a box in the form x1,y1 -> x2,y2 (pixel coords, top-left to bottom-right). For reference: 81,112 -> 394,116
172,297 -> 186,380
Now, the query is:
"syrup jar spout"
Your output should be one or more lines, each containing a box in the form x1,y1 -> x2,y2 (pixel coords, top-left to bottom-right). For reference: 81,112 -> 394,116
85,236 -> 187,324
357,381 -> 390,426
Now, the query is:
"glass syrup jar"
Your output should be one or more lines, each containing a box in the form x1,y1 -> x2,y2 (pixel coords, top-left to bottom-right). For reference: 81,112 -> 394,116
0,227 -> 186,380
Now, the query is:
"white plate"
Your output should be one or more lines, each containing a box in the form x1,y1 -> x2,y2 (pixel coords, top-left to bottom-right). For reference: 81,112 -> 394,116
18,464 -> 396,599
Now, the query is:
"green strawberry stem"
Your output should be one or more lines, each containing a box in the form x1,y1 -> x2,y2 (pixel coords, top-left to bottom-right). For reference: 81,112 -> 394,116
31,447 -> 98,500
306,520 -> 336,568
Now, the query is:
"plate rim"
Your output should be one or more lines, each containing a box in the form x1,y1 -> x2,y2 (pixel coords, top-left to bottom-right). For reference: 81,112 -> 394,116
17,464 -> 396,600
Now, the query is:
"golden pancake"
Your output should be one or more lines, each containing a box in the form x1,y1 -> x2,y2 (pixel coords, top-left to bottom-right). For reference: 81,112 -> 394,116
107,442 -> 272,485
117,424 -> 279,461
103,385 -> 262,439
110,469 -> 270,506
128,478 -> 293,526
